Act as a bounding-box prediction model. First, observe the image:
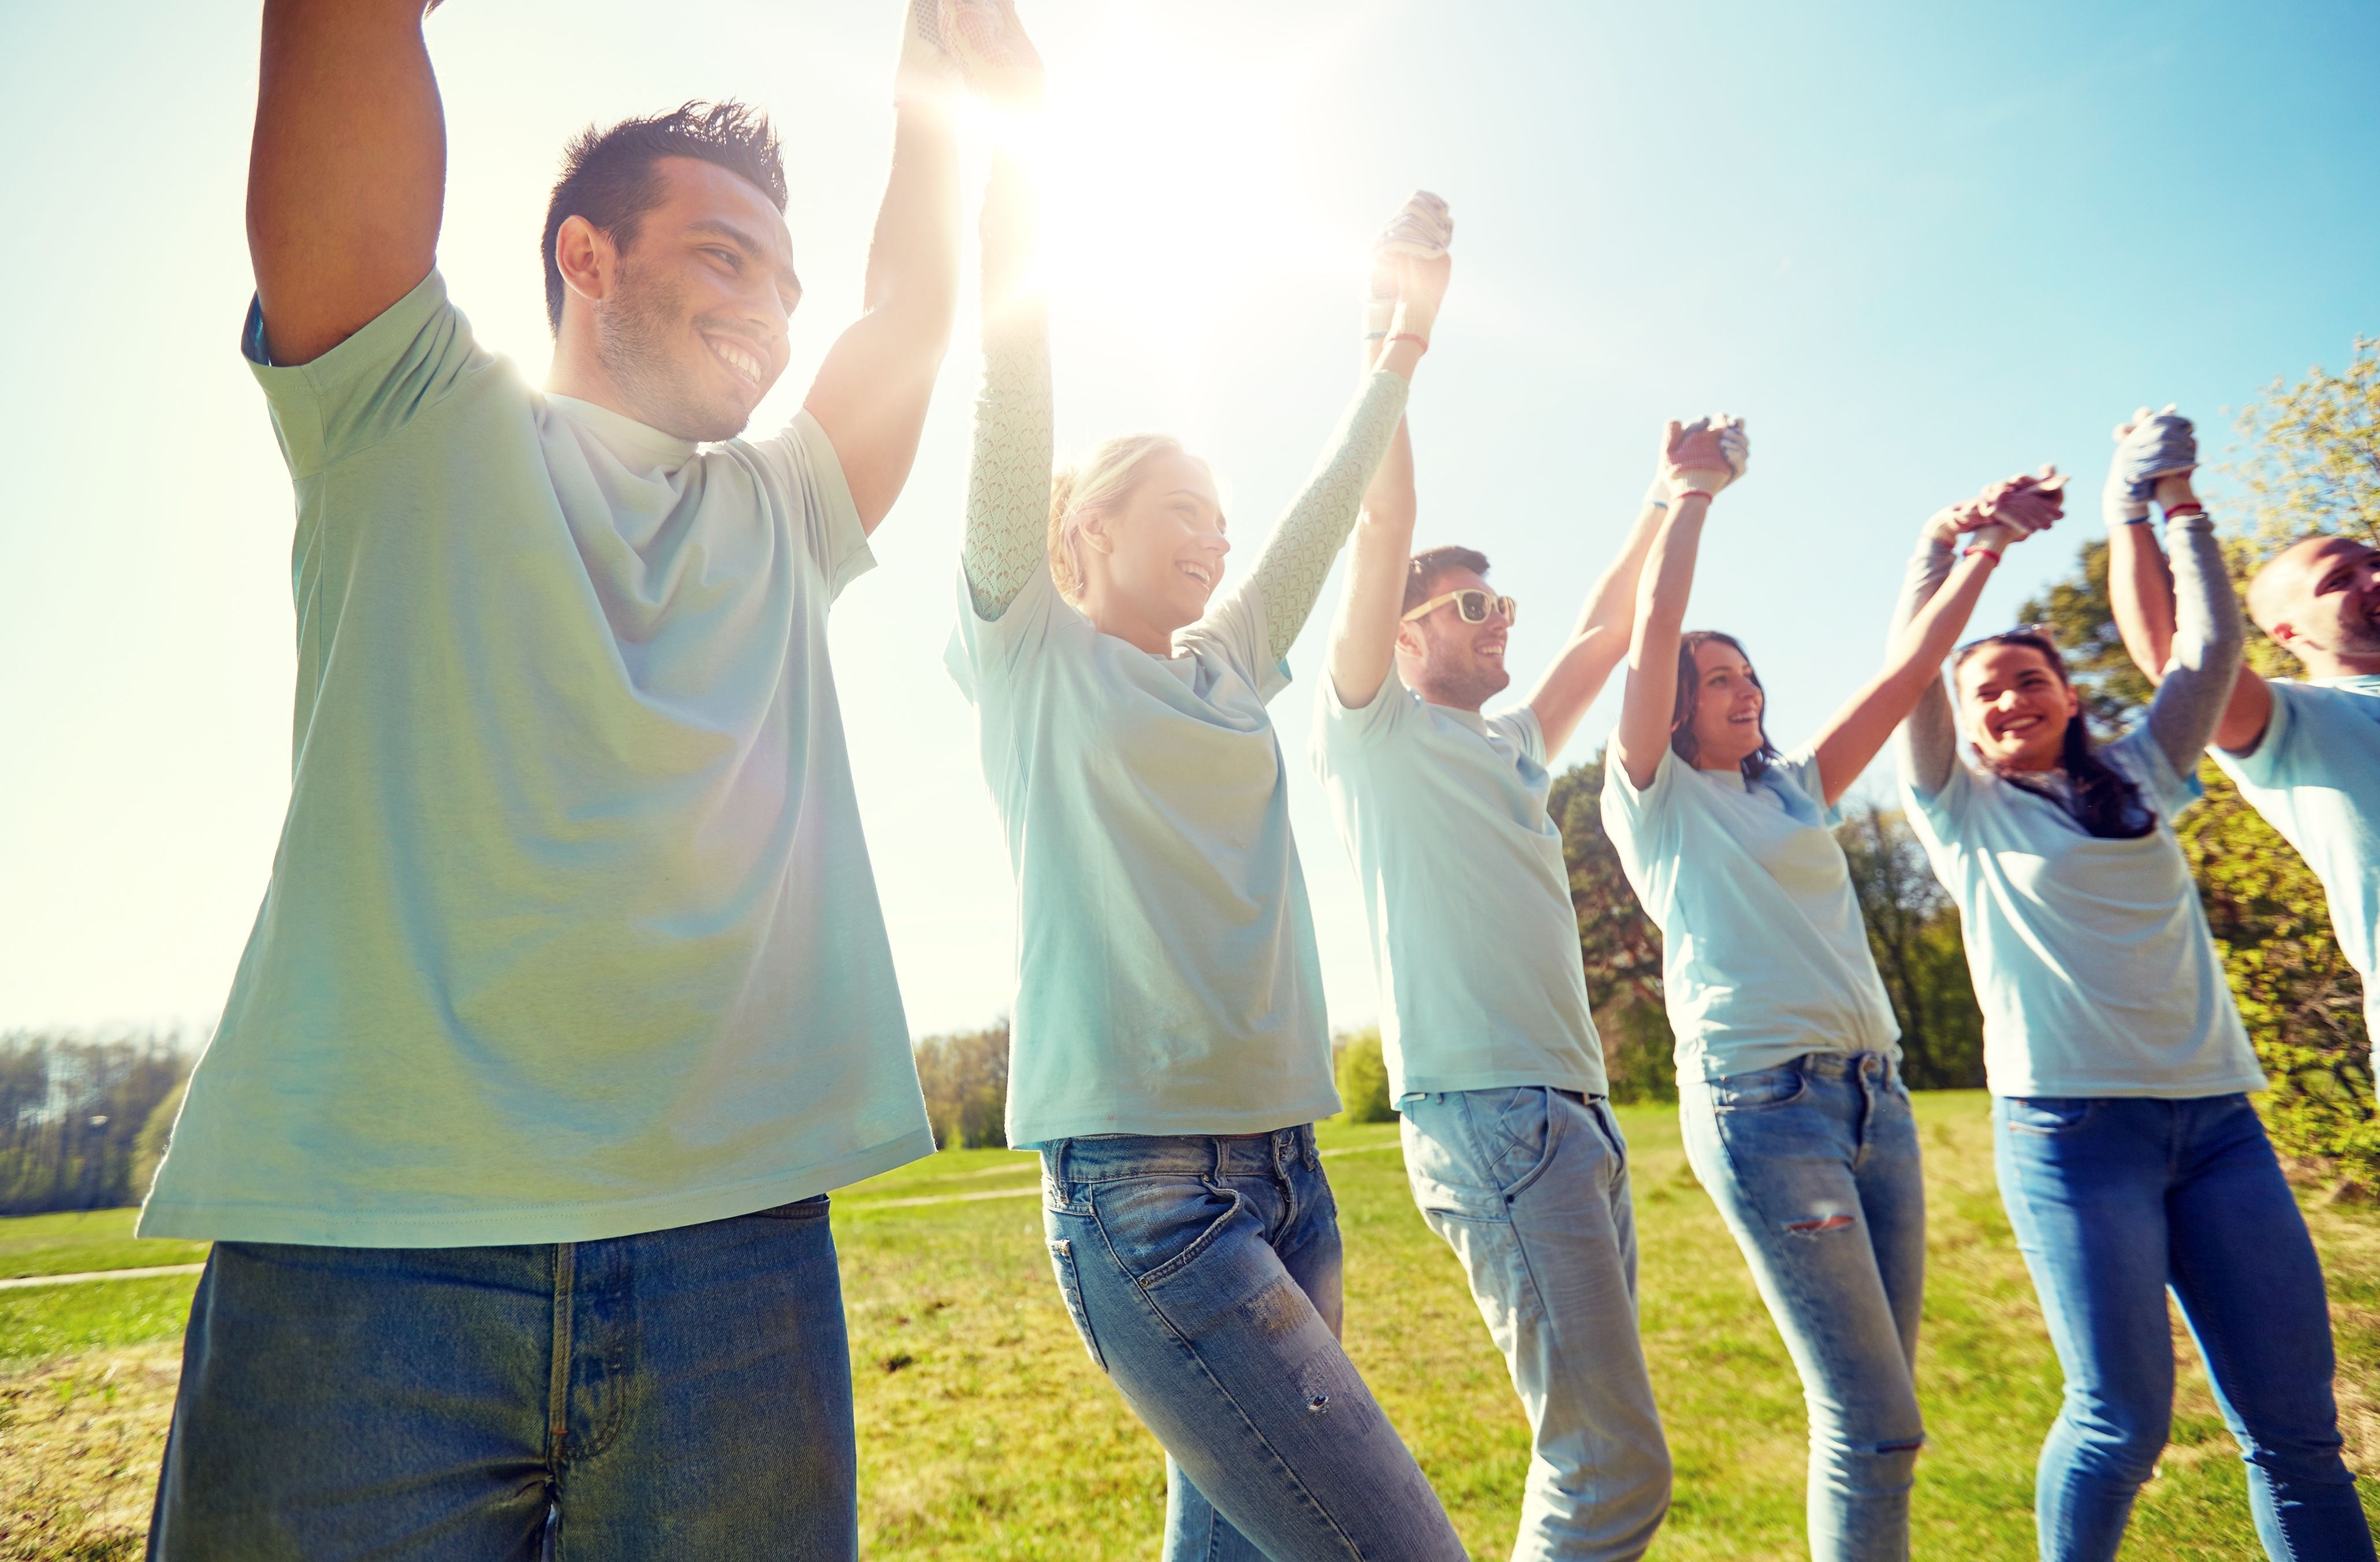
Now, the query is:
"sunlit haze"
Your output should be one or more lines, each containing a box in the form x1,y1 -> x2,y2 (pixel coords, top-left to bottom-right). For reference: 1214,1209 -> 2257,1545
2,1 -> 2375,1042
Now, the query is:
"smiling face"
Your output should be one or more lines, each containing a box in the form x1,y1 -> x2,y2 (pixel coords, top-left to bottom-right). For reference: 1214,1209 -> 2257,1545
2249,535 -> 2380,674
1079,451 -> 1229,644
1956,640 -> 2081,772
569,156 -> 800,441
1678,639 -> 1769,771
1398,566 -> 1512,711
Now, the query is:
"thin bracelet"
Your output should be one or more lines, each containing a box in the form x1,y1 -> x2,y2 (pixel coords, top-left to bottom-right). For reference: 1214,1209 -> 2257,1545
1388,331 -> 1429,350
1963,544 -> 2002,564
2165,501 -> 2206,519
1675,489 -> 1715,504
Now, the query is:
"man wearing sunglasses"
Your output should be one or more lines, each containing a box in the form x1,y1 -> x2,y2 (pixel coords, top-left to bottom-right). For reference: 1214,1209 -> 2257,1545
2103,407 -> 2380,1070
1309,426 -> 1721,1560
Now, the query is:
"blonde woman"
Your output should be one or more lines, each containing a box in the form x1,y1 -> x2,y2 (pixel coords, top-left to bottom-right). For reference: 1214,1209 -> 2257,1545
941,18 -> 1465,1560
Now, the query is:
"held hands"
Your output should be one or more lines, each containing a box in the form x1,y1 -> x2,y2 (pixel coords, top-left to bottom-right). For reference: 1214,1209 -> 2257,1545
899,0 -> 1044,111
1367,191 -> 1454,343
1660,415 -> 1746,503
1924,466 -> 2066,552
2103,405 -> 2196,525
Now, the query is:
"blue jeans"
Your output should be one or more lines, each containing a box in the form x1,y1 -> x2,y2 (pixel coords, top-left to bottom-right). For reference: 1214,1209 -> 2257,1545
1041,1126 -> 1467,1562
1401,1088 -> 1670,1561
1994,1093 -> 2374,1562
1678,1052 -> 1927,1562
148,1197 -> 856,1560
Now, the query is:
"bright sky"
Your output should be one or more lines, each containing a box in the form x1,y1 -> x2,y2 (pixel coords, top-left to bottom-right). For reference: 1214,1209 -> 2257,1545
3,1 -> 2375,1041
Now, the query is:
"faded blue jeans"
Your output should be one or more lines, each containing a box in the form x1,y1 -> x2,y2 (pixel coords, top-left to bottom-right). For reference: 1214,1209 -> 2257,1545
1678,1052 -> 1927,1562
1041,1126 -> 1467,1562
1995,1093 -> 2374,1562
147,1197 -> 856,1560
1400,1088 -> 1670,1561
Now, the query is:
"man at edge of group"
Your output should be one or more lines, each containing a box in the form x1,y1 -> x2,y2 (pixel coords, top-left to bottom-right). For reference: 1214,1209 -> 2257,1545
137,2 -> 974,1555
1309,422 -> 1705,1559
2104,405 -> 2380,1068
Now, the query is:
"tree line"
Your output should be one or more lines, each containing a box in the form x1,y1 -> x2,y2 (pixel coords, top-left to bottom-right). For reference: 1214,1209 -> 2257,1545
0,1027 -> 197,1216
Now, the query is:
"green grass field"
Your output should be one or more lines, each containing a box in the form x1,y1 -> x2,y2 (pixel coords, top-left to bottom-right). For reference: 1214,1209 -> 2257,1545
2,1092 -> 2375,1560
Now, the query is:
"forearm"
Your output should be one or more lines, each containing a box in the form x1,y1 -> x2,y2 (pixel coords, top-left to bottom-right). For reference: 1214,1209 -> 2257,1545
1325,420 -> 1416,707
1528,499 -> 1666,755
960,159 -> 1052,620
2106,516 -> 2179,683
2146,507 -> 2248,773
249,0 -> 445,364
1250,370 -> 1413,665
1890,534 -> 1961,797
1612,499 -> 1707,785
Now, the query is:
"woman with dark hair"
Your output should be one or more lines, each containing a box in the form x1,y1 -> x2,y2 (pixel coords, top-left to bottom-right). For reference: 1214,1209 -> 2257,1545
1601,427 -> 2064,1561
1896,422 -> 2372,1562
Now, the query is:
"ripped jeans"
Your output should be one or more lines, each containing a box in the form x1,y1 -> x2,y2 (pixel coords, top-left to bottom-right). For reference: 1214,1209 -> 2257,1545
1679,1052 -> 1926,1562
1041,1127 -> 1466,1562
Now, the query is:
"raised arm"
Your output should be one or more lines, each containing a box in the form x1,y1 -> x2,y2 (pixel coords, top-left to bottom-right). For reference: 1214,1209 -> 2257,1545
1248,240 -> 1447,666
248,0 -> 446,366
1610,420 -> 1737,790
1322,373 -> 1416,707
1808,471 -> 2064,806
2144,484 -> 2249,775
2101,408 -> 2272,752
1526,459 -> 1679,761
959,152 -> 1053,621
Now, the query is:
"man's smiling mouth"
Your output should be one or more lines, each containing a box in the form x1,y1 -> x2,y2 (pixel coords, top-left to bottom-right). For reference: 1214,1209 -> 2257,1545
704,334 -> 765,390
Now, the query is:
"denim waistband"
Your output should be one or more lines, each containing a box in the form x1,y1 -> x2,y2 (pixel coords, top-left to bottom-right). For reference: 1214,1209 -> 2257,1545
1789,1050 -> 1899,1084
1044,1125 -> 1319,1184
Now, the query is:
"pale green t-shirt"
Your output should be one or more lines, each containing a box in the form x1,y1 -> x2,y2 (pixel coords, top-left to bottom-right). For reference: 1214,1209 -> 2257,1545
1601,748 -> 1902,1082
1902,727 -> 2265,1099
947,565 -> 1340,1148
1311,667 -> 1606,1101
2213,676 -> 2380,1047
139,271 -> 933,1247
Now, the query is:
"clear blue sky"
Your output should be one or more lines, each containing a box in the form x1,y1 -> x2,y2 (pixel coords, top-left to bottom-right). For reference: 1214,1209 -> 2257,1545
2,0 -> 2374,1038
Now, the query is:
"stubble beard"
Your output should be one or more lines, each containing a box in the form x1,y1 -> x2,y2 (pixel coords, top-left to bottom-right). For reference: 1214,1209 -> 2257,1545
595,258 -> 750,443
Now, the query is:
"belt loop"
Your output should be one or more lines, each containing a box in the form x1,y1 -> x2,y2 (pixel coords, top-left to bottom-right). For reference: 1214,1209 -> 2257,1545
1049,1139 -> 1069,1203
1304,1124 -> 1320,1170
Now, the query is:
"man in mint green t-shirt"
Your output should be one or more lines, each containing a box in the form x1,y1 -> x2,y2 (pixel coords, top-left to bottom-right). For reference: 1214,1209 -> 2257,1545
1310,424 -> 1679,1560
139,4 -> 996,1554
2106,417 -> 2380,1069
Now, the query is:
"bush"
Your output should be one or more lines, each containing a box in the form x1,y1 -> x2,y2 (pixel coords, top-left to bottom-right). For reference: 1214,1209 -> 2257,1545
1332,1030 -> 1395,1123
914,1023 -> 1012,1150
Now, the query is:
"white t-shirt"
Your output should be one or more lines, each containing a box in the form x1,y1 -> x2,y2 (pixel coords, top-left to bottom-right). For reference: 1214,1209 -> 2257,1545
1902,726 -> 2264,1098
1601,748 -> 1900,1082
2213,676 -> 2380,1043
1311,666 -> 1604,1099
947,565 -> 1338,1147
139,271 -> 932,1247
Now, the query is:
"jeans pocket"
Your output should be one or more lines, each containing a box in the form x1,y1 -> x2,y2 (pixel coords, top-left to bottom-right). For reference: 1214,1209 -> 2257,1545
1046,1238 -> 1107,1372
1091,1177 -> 1246,1288
1708,1064 -> 1807,1113
1489,1087 -> 1562,1198
2003,1097 -> 2097,1136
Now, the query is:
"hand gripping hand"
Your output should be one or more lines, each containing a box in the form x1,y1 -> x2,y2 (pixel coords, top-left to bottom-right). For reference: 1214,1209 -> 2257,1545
1925,465 -> 2066,547
943,0 -> 1045,112
1367,191 -> 1454,339
1662,416 -> 1737,502
2103,404 -> 2196,525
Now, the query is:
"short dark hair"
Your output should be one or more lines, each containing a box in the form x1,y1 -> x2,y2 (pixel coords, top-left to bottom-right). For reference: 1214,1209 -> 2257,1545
1403,545 -> 1491,613
542,100 -> 788,335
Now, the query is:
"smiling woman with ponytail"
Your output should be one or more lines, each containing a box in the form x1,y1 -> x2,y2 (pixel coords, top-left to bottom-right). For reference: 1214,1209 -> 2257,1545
1895,410 -> 2373,1562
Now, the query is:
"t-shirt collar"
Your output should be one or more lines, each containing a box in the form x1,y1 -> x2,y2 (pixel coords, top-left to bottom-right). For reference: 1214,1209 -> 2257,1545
2315,673 -> 2380,694
545,392 -> 699,472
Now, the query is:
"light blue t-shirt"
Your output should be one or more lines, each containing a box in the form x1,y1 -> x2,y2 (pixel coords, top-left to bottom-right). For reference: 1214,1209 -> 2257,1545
1903,726 -> 2265,1098
948,565 -> 1339,1148
1311,666 -> 1605,1100
2213,676 -> 2380,1045
140,271 -> 933,1247
1601,748 -> 1901,1082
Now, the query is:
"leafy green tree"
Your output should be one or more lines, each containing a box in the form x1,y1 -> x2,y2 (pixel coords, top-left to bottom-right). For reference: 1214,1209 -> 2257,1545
1548,753 -> 1673,1102
914,1022 -> 1012,1150
1332,1028 -> 1395,1123
0,1028 -> 194,1213
1834,802 -> 1985,1089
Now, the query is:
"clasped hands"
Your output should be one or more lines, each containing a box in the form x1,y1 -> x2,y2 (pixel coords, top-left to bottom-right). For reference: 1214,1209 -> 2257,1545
1924,466 -> 2069,554
1648,416 -> 1750,508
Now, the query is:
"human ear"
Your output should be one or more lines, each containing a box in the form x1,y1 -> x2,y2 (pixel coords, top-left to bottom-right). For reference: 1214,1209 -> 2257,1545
1078,510 -> 1116,556
555,215 -> 616,307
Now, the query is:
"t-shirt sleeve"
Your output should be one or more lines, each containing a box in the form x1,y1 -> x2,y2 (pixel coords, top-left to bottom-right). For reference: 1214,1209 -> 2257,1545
243,270 -> 489,479
2108,724 -> 2203,819
1775,750 -> 1836,823
947,548 -> 1060,703
1490,705 -> 1546,768
774,409 -> 875,602
1599,746 -> 1678,916
2222,679 -> 2303,787
1901,747 -> 1975,839
1180,581 -> 1290,702
1316,660 -> 1414,754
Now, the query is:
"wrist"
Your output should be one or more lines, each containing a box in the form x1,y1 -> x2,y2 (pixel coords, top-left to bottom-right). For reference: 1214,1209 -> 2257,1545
1388,300 -> 1439,342
2154,473 -> 2199,509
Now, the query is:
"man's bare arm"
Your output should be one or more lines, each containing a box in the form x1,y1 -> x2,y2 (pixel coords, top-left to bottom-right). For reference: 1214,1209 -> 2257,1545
803,102 -> 961,535
249,0 -> 446,366
1527,497 -> 1664,761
